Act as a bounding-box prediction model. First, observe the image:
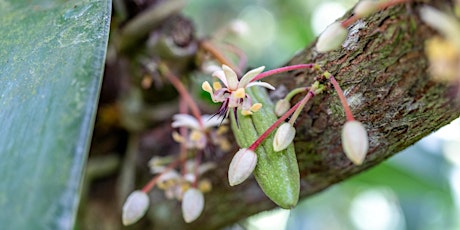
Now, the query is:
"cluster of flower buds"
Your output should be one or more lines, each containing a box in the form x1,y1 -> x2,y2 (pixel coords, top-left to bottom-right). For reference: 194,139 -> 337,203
219,64 -> 371,190
122,64 -> 227,226
122,158 -> 215,226
122,188 -> 206,225
171,113 -> 229,150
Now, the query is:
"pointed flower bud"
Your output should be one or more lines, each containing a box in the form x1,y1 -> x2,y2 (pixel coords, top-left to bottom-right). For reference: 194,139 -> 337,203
341,120 -> 369,165
316,22 -> 348,53
182,188 -> 205,223
273,123 -> 296,152
354,0 -> 379,18
275,99 -> 291,117
228,148 -> 257,186
122,190 -> 150,226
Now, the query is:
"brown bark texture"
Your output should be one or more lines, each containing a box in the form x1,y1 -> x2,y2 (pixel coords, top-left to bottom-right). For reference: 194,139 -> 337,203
132,1 -> 459,229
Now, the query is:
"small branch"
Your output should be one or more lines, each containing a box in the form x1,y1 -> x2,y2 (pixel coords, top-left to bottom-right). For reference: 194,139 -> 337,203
200,40 -> 241,75
160,63 -> 204,127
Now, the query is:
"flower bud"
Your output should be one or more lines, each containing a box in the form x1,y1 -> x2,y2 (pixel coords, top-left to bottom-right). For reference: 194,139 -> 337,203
341,120 -> 369,165
122,190 -> 150,226
275,99 -> 290,117
228,19 -> 249,36
316,22 -> 348,53
354,0 -> 379,18
273,123 -> 296,152
228,148 -> 257,186
182,188 -> 205,223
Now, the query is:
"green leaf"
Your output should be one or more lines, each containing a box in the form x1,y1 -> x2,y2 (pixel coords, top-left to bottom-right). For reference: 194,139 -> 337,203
0,0 -> 111,229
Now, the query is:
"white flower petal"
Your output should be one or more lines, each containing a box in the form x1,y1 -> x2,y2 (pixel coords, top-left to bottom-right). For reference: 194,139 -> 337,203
222,65 -> 239,90
156,170 -> 181,182
341,120 -> 369,165
246,81 -> 275,90
202,81 -> 213,95
201,114 -> 226,128
122,191 -> 150,226
172,114 -> 200,129
184,173 -> 196,183
212,70 -> 228,87
197,162 -> 217,175
238,66 -> 265,88
182,188 -> 205,223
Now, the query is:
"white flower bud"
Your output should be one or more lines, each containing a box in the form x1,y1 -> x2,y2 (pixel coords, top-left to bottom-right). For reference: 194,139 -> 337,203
228,148 -> 257,186
228,19 -> 249,36
341,120 -> 369,165
316,22 -> 348,53
273,123 -> 296,152
122,190 -> 150,226
182,188 -> 205,223
354,0 -> 379,18
275,99 -> 291,117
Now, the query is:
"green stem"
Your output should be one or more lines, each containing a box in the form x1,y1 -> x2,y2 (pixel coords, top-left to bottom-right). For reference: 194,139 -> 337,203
285,87 -> 308,101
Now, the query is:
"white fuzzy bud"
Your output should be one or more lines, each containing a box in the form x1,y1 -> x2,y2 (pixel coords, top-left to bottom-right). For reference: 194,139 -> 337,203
354,0 -> 379,18
182,188 -> 205,223
341,120 -> 369,165
273,123 -> 296,152
122,190 -> 150,226
228,148 -> 257,186
275,99 -> 291,117
316,22 -> 348,53
228,19 -> 249,36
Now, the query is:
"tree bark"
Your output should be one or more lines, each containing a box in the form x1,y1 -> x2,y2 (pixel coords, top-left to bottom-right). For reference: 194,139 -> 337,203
138,1 -> 459,229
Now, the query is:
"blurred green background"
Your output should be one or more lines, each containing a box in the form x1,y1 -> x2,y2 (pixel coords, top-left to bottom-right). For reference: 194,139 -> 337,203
183,0 -> 460,229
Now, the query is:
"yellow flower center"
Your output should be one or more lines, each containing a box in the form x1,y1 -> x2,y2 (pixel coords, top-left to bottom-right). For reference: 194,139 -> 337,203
250,103 -> 263,112
213,81 -> 222,90
190,130 -> 203,142
234,88 -> 246,98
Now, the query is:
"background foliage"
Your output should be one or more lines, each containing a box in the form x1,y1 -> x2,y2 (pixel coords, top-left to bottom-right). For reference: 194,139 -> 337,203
0,0 -> 110,229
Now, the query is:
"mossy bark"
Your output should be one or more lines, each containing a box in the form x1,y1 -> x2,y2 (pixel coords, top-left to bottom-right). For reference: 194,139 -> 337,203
140,1 -> 460,229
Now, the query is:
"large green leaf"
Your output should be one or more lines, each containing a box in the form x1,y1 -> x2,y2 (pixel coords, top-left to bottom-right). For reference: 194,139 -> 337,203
0,0 -> 111,228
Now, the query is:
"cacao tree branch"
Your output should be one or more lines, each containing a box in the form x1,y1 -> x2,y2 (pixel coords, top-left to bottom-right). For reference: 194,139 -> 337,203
134,1 -> 458,229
